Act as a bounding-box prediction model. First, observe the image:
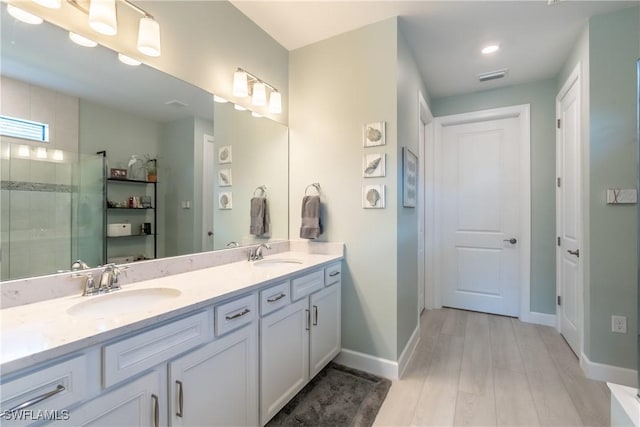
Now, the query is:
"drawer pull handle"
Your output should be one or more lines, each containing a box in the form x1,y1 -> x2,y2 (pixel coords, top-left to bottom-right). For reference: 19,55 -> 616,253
267,293 -> 286,303
313,305 -> 318,326
305,309 -> 310,331
152,394 -> 159,427
329,271 -> 340,277
225,308 -> 250,320
9,384 -> 65,412
176,380 -> 184,418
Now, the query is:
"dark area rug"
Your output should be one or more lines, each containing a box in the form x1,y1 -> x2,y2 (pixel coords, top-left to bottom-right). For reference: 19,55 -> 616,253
266,362 -> 391,427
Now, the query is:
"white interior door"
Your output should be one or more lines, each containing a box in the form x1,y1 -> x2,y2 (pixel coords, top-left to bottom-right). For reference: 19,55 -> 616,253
417,115 -> 426,314
440,116 -> 522,316
202,134 -> 215,251
556,67 -> 582,356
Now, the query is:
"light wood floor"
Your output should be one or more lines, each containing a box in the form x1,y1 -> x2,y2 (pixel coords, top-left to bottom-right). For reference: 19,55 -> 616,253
374,308 -> 611,427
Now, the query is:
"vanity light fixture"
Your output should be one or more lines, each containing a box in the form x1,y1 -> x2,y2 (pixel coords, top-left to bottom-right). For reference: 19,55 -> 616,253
66,0 -> 162,57
36,147 -> 47,159
69,32 -> 98,47
7,4 -> 43,24
232,67 -> 282,114
118,53 -> 141,66
52,149 -> 64,161
481,44 -> 500,55
213,95 -> 229,104
18,145 -> 30,157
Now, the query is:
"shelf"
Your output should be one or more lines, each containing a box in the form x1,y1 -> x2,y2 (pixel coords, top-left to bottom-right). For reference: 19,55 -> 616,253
108,178 -> 157,184
108,207 -> 155,211
106,234 -> 156,239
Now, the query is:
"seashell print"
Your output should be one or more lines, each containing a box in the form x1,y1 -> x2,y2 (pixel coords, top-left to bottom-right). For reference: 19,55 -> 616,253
219,172 -> 229,184
366,188 -> 380,206
366,127 -> 382,142
219,148 -> 229,161
364,157 -> 382,175
220,194 -> 228,207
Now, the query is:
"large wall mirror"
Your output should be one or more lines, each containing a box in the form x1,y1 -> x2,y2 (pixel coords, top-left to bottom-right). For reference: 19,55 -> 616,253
0,9 -> 289,281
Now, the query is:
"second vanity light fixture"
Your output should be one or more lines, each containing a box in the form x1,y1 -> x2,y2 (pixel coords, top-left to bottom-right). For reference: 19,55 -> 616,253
233,68 -> 282,114
26,0 -> 162,57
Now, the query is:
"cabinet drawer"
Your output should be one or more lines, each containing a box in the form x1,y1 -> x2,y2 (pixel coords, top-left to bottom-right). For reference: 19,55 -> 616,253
103,310 -> 210,388
215,293 -> 257,336
1,354 -> 87,426
291,270 -> 324,301
260,281 -> 291,316
324,262 -> 342,286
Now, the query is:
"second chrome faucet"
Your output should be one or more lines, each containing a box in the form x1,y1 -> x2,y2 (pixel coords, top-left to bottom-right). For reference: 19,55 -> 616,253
248,243 -> 271,261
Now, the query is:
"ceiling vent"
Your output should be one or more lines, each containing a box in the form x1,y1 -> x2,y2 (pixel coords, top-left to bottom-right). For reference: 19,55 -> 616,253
478,69 -> 508,82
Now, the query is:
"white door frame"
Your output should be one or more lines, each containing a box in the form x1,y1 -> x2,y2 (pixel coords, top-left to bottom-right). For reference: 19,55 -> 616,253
418,92 -> 435,311
431,104 -> 531,318
555,63 -> 584,357
202,133 -> 215,252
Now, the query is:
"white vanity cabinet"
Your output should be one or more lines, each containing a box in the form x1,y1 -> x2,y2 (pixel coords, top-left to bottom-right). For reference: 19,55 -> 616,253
51,370 -> 164,427
168,299 -> 258,427
260,262 -> 342,425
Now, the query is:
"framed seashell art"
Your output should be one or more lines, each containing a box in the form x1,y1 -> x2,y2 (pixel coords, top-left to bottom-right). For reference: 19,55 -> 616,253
219,192 -> 233,209
218,145 -> 232,164
403,147 -> 418,208
219,169 -> 232,186
362,153 -> 385,178
363,122 -> 386,147
362,184 -> 385,209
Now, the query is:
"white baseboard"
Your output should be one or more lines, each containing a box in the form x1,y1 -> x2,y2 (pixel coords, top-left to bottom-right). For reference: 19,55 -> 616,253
398,324 -> 420,379
520,311 -> 556,327
581,352 -> 638,388
334,349 -> 398,380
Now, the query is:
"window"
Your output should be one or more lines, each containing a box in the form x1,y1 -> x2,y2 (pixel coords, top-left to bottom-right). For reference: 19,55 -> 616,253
0,115 -> 49,142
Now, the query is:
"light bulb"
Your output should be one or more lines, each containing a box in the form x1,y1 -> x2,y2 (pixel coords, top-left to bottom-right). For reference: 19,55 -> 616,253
233,70 -> 248,98
118,53 -> 141,66
268,91 -> 282,114
137,17 -> 161,57
53,150 -> 63,161
33,0 -> 62,8
252,82 -> 267,106
69,32 -> 98,48
89,0 -> 117,36
7,5 -> 43,24
36,147 -> 47,159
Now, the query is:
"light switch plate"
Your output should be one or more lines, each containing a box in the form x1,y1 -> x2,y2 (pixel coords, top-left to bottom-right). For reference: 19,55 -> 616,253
606,189 -> 637,204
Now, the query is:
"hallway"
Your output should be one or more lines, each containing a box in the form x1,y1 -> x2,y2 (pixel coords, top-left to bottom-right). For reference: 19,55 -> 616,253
374,308 -> 610,426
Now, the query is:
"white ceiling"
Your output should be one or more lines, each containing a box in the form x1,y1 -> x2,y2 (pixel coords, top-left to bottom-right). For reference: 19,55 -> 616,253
230,0 -> 637,98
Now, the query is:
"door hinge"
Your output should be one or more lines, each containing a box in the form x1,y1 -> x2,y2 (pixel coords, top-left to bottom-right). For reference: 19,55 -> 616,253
557,296 -> 562,306
557,118 -> 561,129
557,237 -> 561,246
557,177 -> 561,187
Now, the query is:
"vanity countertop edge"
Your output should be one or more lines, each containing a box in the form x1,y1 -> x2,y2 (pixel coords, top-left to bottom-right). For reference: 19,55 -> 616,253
0,250 -> 343,376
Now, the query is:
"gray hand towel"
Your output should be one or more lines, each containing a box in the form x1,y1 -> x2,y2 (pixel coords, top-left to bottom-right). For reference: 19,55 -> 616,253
300,195 -> 322,239
250,197 -> 269,236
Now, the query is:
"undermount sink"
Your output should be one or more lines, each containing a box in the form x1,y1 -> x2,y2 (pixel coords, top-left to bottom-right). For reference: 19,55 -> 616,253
67,288 -> 182,318
252,258 -> 304,268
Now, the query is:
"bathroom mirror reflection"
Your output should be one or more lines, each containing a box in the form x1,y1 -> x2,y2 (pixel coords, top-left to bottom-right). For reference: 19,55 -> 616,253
0,10 -> 289,281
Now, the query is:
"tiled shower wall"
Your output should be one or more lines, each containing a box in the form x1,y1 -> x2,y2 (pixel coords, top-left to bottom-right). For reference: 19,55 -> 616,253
1,77 -> 80,280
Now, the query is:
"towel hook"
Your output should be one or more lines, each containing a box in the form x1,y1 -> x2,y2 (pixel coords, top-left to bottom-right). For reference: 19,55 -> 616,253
253,185 -> 267,197
305,183 -> 321,196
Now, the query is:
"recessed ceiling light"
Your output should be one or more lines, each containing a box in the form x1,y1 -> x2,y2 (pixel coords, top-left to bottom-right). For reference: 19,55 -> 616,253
7,5 -> 43,25
481,45 -> 500,55
213,95 -> 228,104
69,32 -> 98,48
118,53 -> 141,66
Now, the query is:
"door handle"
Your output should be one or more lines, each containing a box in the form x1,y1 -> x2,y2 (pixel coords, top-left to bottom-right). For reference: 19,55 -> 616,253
567,249 -> 580,257
151,394 -> 159,427
176,380 -> 184,417
503,238 -> 517,244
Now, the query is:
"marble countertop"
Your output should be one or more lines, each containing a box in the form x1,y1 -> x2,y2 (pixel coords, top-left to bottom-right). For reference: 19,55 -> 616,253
1,251 -> 342,375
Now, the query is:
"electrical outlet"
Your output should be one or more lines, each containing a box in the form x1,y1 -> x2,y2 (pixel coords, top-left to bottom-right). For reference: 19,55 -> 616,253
611,315 -> 627,334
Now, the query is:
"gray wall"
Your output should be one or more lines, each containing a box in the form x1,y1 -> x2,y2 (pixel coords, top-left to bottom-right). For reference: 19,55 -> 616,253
396,27 -> 431,351
431,79 -> 558,315
587,5 -> 639,370
290,18 -> 400,361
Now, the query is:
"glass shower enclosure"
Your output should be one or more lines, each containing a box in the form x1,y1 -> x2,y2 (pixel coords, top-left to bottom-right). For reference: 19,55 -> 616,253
1,142 -> 104,280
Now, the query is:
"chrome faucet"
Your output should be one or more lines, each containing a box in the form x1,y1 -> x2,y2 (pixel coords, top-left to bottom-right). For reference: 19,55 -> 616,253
98,264 -> 122,293
71,259 -> 89,271
249,243 -> 271,261
226,241 -> 240,248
